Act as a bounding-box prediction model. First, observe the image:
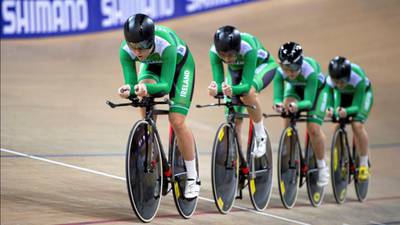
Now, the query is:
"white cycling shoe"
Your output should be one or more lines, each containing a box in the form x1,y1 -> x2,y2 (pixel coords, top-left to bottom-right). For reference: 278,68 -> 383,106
253,136 -> 267,158
184,178 -> 200,199
317,166 -> 330,187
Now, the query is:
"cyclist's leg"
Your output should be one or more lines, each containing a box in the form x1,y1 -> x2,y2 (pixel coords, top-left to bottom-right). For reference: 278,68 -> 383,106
352,87 -> 373,168
248,63 -> 277,139
252,62 -> 277,94
308,84 -> 330,186
236,62 -> 277,122
138,63 -> 160,118
240,87 -> 263,123
168,51 -> 199,197
307,84 -> 329,161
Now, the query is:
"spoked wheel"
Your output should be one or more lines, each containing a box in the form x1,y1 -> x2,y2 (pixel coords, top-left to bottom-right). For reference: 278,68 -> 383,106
247,128 -> 273,211
277,127 -> 300,209
211,123 -> 239,214
330,128 -> 350,204
170,133 -> 199,218
305,134 -> 325,207
126,120 -> 163,222
353,145 -> 370,202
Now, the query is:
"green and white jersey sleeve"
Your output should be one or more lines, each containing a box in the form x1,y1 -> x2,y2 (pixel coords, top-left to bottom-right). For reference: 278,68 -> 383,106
209,32 -> 274,95
327,63 -> 369,115
273,57 -> 325,110
119,25 -> 187,95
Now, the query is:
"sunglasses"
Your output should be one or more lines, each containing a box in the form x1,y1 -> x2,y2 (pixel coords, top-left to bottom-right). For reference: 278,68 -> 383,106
127,40 -> 153,50
280,63 -> 301,72
332,77 -> 349,84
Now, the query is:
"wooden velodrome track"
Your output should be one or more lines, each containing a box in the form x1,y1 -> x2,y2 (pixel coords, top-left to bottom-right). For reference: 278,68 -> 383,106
1,0 -> 400,224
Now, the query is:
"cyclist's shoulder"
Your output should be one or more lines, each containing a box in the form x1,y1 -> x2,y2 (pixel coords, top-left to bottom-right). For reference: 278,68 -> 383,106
155,25 -> 183,47
301,56 -> 320,77
119,40 -> 137,60
303,56 -> 320,68
351,63 -> 367,78
240,32 -> 260,49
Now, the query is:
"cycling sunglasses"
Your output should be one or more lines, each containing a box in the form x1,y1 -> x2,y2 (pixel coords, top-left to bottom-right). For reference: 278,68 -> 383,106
280,63 -> 301,72
127,40 -> 153,50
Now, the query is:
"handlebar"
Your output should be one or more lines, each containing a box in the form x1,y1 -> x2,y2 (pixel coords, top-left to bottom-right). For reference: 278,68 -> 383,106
324,116 -> 353,124
106,96 -> 170,109
196,94 -> 256,110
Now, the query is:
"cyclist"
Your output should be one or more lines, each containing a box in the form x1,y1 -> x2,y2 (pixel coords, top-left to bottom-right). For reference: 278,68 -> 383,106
207,25 -> 278,158
326,56 -> 373,181
273,42 -> 330,187
117,14 -> 199,198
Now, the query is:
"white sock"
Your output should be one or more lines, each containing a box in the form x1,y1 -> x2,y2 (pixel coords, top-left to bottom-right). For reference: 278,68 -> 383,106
317,159 -> 326,168
253,121 -> 266,138
185,159 -> 197,180
359,155 -> 369,167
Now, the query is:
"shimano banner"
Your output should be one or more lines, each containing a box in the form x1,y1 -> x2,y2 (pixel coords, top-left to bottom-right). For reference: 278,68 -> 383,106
1,0 -> 255,39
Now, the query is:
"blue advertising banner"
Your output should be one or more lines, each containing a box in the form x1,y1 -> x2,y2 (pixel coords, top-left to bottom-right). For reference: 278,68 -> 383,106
1,0 -> 255,39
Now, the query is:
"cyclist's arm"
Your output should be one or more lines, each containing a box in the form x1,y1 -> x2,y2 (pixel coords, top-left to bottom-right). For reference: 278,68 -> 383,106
326,85 -> 334,110
120,48 -> 138,95
332,88 -> 342,117
346,80 -> 366,115
145,46 -> 177,95
297,73 -> 318,110
210,50 -> 225,93
232,49 -> 256,95
273,71 -> 284,105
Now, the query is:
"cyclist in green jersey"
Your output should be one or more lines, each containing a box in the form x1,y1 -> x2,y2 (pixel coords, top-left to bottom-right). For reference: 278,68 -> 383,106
273,42 -> 331,187
207,25 -> 278,158
117,14 -> 199,198
326,56 -> 373,181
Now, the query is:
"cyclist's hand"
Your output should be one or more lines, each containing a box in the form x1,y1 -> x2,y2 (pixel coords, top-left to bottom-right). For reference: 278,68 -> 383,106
273,103 -> 284,113
208,81 -> 218,97
288,102 -> 298,113
326,107 -> 333,118
118,85 -> 131,99
222,82 -> 232,97
337,107 -> 347,118
134,83 -> 148,97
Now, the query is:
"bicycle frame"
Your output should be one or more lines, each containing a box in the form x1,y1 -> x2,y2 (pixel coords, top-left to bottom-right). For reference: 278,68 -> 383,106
333,118 -> 357,184
107,97 -> 172,179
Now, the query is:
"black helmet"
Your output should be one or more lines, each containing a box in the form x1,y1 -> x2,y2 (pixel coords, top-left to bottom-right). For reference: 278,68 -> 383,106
329,56 -> 351,81
278,42 -> 303,70
124,14 -> 154,49
214,25 -> 241,53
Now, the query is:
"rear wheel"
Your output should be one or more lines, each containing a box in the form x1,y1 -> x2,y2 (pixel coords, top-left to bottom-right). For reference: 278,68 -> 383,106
126,120 -> 162,222
277,127 -> 300,209
330,128 -> 350,204
211,123 -> 239,214
247,128 -> 273,211
171,132 -> 199,218
305,134 -> 325,207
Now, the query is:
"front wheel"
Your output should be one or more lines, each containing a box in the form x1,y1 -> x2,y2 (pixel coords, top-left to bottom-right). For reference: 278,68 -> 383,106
330,127 -> 350,204
126,120 -> 162,223
277,126 -> 300,209
247,128 -> 273,211
170,132 -> 199,218
211,123 -> 239,214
